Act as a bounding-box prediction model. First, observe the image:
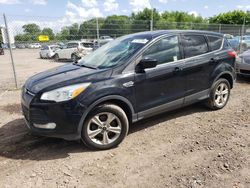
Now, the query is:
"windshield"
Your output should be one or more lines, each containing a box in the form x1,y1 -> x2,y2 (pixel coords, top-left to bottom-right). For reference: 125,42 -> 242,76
78,35 -> 151,69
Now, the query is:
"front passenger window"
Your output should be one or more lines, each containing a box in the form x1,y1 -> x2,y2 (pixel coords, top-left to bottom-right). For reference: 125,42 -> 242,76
142,36 -> 182,65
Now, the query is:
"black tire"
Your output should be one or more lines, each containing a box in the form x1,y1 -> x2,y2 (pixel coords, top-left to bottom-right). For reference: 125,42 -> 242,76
71,54 -> 78,62
81,104 -> 129,150
54,54 -> 59,62
205,78 -> 231,110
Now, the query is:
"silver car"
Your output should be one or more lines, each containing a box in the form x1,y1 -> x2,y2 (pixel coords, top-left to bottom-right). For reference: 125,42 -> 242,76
40,45 -> 60,59
236,50 -> 250,76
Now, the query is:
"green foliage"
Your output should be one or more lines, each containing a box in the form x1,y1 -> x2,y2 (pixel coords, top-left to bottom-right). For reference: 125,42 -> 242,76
14,8 -> 250,43
209,10 -> 250,25
100,15 -> 130,37
41,27 -> 55,40
55,27 -> 70,41
22,23 -> 41,34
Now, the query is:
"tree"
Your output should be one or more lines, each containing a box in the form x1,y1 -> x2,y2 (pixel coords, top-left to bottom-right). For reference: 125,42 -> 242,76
131,8 -> 160,31
79,19 -> 96,39
156,11 -> 206,30
41,28 -> 55,40
209,10 -> 250,25
100,15 -> 131,37
22,23 -> 41,34
68,23 -> 80,40
56,27 -> 70,41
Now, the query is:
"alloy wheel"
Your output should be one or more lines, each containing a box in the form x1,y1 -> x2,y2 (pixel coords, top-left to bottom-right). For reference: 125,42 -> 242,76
87,112 -> 122,146
214,82 -> 229,107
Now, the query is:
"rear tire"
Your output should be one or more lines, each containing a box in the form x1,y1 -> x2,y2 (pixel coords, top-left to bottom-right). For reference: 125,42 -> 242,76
81,104 -> 129,150
205,78 -> 231,110
54,54 -> 59,62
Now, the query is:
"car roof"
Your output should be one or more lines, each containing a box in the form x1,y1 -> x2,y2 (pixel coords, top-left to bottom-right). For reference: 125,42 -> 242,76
128,30 -> 224,39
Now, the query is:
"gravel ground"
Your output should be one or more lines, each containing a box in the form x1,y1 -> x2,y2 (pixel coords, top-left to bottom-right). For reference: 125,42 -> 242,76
0,49 -> 249,188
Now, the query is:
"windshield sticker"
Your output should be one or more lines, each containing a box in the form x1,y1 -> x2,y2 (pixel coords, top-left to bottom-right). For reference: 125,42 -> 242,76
131,39 -> 148,44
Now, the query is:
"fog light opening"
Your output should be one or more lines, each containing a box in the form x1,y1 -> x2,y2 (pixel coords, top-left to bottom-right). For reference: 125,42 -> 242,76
33,123 -> 56,129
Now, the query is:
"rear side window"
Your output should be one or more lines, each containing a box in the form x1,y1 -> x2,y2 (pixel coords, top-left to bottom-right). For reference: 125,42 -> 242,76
41,46 -> 49,50
182,35 -> 209,58
67,43 -> 78,48
207,36 -> 223,51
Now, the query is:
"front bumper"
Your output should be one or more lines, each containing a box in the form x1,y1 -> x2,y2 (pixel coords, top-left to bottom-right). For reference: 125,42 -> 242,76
236,62 -> 250,76
21,88 -> 86,140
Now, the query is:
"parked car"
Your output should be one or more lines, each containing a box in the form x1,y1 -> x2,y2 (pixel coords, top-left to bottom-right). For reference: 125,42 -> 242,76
40,45 -> 60,59
235,35 -> 250,52
28,43 -> 41,49
0,42 -> 4,55
71,42 -> 95,61
22,30 -> 236,150
236,49 -> 250,77
54,41 -> 93,61
16,43 -> 26,49
99,36 -> 114,45
225,34 -> 239,51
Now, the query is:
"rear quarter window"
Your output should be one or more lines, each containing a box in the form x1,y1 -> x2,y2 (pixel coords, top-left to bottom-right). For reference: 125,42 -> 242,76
207,36 -> 223,51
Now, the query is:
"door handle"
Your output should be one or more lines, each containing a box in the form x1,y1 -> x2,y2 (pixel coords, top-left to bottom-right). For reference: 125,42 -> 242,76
173,67 -> 182,73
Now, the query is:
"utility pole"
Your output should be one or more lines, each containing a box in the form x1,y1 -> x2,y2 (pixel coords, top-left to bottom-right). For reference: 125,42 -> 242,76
96,17 -> 100,47
150,8 -> 154,31
240,16 -> 246,53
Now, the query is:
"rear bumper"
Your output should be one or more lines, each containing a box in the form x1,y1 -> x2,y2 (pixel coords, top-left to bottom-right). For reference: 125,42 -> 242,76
236,62 -> 250,76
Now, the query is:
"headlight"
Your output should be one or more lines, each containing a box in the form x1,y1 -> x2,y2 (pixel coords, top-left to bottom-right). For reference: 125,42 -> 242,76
40,83 -> 91,102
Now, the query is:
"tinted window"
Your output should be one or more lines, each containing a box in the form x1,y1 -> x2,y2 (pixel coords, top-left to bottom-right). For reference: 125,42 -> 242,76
182,35 -> 209,58
67,43 -> 78,48
41,45 -> 49,50
142,35 -> 182,65
207,36 -> 223,51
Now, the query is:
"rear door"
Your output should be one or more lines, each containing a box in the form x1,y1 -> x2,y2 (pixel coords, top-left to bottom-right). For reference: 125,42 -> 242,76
180,34 -> 214,100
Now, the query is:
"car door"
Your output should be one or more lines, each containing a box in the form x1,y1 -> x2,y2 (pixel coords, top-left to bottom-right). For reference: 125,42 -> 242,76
134,35 -> 186,118
180,34 -> 213,101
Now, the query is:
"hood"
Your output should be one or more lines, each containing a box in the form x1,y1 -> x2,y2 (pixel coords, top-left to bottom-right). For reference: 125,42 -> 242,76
25,64 -> 111,93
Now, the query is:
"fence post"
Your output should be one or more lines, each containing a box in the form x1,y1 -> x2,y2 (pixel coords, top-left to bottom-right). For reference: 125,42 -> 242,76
219,24 -> 221,33
3,13 -> 18,89
96,17 -> 100,47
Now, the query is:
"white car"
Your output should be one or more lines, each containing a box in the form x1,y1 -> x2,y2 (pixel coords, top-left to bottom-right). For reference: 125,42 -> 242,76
40,45 -> 60,59
54,41 -> 93,61
28,43 -> 41,49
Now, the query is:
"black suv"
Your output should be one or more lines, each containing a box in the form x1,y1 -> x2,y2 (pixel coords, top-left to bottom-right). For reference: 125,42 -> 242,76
22,30 -> 236,150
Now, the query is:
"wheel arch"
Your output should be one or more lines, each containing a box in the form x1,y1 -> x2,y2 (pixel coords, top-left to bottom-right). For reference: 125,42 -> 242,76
77,95 -> 136,136
211,70 -> 235,89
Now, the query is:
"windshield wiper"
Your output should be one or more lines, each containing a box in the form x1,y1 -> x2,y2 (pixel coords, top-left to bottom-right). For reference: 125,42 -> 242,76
78,64 -> 97,69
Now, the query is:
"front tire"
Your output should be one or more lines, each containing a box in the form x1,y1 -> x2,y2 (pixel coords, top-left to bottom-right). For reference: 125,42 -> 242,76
71,54 -> 78,62
206,78 -> 231,110
81,104 -> 129,150
54,53 -> 59,62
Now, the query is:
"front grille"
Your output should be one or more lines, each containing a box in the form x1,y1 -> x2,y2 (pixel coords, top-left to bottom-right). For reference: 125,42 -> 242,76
30,108 -> 51,124
240,69 -> 250,74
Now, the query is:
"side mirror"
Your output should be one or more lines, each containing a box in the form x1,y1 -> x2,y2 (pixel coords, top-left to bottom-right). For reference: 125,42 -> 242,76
136,58 -> 157,72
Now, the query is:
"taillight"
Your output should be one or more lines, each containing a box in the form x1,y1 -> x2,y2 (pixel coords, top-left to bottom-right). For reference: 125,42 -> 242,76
228,51 -> 237,58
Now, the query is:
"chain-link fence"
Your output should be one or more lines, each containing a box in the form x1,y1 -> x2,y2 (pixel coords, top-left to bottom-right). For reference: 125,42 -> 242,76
1,14 -> 250,90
